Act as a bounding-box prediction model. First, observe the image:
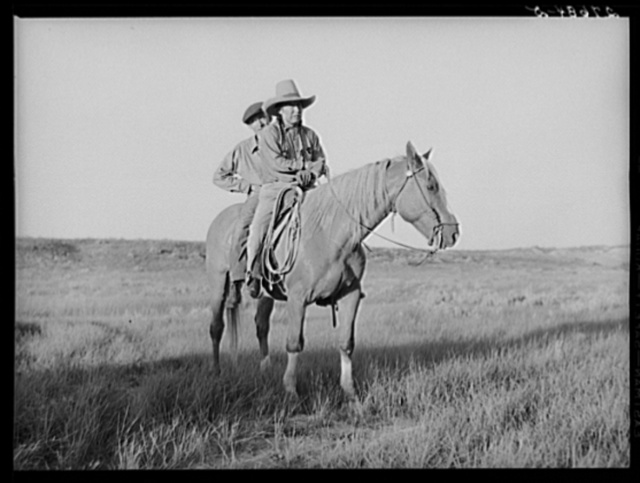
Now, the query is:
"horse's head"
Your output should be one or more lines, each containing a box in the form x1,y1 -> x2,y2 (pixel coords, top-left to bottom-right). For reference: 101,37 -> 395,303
391,142 -> 460,249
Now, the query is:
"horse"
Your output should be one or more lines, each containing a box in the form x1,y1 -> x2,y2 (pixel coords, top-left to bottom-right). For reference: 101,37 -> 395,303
205,141 -> 459,398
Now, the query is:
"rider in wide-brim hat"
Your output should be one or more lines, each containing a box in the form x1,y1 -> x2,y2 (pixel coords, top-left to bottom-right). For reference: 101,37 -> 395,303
245,79 -> 327,299
262,79 -> 316,117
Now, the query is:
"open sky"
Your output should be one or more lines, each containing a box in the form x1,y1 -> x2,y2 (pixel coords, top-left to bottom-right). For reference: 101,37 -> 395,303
14,16 -> 629,250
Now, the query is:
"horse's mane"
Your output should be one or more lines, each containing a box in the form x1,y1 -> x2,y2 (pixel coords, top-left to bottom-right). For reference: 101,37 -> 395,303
303,156 -> 400,243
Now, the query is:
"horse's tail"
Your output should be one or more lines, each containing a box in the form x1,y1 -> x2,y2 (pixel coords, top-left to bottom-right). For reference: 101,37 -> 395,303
226,304 -> 239,366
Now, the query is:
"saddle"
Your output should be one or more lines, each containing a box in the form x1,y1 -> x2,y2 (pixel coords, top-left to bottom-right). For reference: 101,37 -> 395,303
258,185 -> 304,300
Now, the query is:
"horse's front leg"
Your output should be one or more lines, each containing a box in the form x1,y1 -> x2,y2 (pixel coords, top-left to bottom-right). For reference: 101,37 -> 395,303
337,286 -> 362,399
282,299 -> 307,397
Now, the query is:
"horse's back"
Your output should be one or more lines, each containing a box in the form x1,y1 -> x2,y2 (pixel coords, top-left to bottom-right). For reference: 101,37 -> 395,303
206,203 -> 243,276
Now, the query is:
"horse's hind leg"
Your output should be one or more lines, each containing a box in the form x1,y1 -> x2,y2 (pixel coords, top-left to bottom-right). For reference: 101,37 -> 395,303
283,299 -> 307,397
337,286 -> 362,399
255,296 -> 274,371
209,272 -> 228,375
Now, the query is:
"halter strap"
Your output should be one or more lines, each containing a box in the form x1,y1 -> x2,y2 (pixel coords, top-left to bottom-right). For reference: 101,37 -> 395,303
327,157 -> 449,260
390,164 -> 426,213
393,157 -> 459,232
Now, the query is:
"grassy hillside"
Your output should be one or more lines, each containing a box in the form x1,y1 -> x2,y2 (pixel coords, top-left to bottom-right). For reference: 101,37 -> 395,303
14,238 -> 630,468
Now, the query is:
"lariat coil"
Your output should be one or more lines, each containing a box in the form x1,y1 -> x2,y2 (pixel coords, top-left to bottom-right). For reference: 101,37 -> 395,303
261,185 -> 304,288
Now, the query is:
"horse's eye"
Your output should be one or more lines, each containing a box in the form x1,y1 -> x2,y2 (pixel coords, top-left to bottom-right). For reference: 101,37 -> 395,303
426,173 -> 438,192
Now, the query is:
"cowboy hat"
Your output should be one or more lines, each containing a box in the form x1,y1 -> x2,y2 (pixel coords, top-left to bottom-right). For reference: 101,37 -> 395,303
242,101 -> 266,124
262,79 -> 316,117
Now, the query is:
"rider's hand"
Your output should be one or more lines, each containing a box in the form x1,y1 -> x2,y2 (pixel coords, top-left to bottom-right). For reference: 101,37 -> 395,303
296,169 -> 315,187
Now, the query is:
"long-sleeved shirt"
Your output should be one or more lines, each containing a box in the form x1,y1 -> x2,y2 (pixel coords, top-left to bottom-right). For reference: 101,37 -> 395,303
256,121 -> 327,185
213,135 -> 265,194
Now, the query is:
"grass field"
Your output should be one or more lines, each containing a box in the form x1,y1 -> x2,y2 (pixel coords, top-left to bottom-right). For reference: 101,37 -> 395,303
14,238 -> 630,468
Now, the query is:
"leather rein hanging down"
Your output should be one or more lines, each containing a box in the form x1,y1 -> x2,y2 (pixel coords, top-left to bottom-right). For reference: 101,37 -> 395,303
328,155 -> 458,264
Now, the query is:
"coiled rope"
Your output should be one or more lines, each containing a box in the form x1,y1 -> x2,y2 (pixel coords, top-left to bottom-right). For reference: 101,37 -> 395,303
261,185 -> 304,287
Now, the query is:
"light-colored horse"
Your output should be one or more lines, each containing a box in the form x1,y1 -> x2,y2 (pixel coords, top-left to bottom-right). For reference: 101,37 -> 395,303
205,142 -> 459,398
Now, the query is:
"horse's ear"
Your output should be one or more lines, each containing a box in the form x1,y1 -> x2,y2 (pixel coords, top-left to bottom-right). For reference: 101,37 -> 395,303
406,141 -> 423,171
422,148 -> 433,160
406,141 -> 418,160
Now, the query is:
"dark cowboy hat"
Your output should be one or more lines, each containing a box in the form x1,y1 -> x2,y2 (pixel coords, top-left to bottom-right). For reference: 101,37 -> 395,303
242,101 -> 266,124
262,79 -> 316,117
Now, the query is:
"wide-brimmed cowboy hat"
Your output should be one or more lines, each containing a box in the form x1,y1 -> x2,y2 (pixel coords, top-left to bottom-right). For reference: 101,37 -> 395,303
242,101 -> 266,124
262,79 -> 316,117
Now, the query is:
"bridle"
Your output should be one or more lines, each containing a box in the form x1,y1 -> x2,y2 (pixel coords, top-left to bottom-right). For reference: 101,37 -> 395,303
393,158 -> 460,244
328,155 -> 459,263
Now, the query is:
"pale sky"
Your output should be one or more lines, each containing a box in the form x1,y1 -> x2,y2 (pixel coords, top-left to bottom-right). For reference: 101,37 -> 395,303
14,17 -> 629,250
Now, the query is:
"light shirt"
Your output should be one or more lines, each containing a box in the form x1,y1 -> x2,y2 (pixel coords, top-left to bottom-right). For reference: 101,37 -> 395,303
256,122 -> 327,184
213,135 -> 265,194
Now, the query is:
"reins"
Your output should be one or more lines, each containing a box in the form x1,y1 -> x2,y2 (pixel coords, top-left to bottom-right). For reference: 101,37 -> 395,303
260,153 -> 459,290
327,156 -> 458,265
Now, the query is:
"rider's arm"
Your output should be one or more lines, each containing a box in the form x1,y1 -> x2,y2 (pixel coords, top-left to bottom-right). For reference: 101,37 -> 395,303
258,125 -> 304,175
213,146 -> 252,194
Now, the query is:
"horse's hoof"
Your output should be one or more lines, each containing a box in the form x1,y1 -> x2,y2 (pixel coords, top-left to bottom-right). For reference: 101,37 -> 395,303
342,387 -> 356,401
259,356 -> 272,372
284,382 -> 299,400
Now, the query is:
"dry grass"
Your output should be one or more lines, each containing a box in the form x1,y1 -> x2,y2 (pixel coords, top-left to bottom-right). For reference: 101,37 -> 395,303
14,238 -> 630,468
